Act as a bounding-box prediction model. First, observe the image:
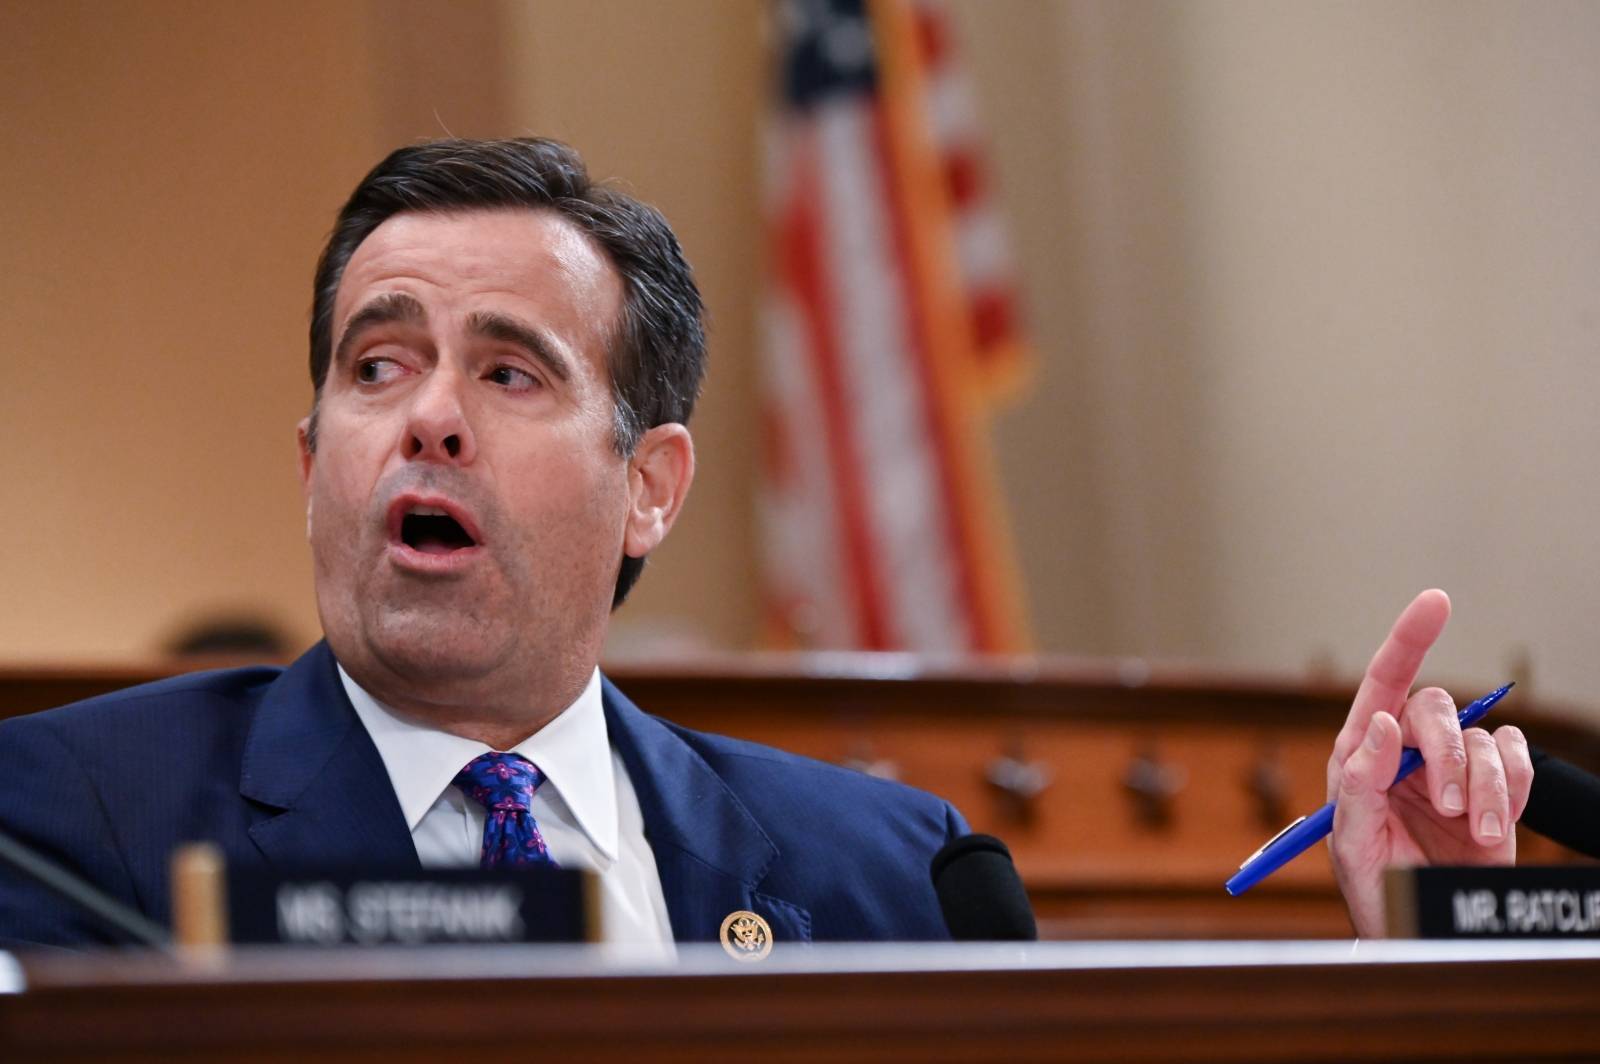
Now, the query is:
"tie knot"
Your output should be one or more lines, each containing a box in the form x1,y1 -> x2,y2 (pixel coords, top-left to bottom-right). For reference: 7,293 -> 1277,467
453,751 -> 545,814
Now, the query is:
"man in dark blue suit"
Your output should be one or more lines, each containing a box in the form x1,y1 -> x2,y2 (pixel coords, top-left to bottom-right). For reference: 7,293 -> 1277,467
0,138 -> 964,949
0,644 -> 963,948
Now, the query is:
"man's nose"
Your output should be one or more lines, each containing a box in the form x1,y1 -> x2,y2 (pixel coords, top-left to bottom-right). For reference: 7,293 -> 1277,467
401,365 -> 477,464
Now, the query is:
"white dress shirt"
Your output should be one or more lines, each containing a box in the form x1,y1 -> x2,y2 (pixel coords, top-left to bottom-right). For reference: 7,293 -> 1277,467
338,664 -> 674,953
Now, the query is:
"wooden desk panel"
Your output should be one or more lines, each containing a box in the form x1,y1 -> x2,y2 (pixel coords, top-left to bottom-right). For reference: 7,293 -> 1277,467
4,942 -> 1600,1063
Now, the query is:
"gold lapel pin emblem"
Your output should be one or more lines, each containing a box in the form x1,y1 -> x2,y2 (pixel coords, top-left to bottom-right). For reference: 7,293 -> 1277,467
719,909 -> 773,962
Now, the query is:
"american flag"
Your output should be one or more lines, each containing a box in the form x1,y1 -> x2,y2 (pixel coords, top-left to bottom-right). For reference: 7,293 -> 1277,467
759,0 -> 1032,654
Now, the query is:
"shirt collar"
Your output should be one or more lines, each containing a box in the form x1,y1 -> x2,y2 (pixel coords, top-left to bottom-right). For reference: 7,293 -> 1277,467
338,664 -> 619,863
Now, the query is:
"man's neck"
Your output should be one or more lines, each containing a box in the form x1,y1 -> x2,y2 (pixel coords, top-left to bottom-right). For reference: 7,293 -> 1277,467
339,654 -> 595,751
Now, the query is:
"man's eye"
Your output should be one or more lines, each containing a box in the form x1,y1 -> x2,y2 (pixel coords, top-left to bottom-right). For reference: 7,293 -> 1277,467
356,358 -> 404,384
488,365 -> 538,391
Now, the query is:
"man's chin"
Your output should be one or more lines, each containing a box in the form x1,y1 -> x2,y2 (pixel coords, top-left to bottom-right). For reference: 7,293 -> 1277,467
360,614 -> 512,688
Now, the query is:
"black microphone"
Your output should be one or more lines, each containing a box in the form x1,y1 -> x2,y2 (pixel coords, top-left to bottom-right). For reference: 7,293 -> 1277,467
1521,745 -> 1600,860
930,833 -> 1037,941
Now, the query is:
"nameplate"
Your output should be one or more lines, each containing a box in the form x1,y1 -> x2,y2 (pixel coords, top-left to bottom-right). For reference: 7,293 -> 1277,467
227,866 -> 597,946
1385,866 -> 1600,938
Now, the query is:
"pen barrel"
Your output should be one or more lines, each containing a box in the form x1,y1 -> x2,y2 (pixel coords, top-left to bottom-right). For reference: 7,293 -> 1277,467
1392,747 -> 1426,787
1225,803 -> 1335,896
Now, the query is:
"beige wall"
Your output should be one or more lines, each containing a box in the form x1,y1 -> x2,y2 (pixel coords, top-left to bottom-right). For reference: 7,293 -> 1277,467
1,0 -> 385,662
5,3 -> 1599,717
954,1 -> 1600,710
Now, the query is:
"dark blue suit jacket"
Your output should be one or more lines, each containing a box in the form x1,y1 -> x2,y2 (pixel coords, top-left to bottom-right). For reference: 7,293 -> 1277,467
0,643 -> 966,948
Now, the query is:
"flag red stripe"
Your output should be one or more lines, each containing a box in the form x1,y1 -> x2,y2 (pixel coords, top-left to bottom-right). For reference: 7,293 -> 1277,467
970,288 -> 1015,352
913,3 -> 950,69
943,149 -> 983,208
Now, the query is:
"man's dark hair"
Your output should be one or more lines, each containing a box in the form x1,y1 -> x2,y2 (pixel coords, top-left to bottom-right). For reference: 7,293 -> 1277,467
306,137 -> 706,607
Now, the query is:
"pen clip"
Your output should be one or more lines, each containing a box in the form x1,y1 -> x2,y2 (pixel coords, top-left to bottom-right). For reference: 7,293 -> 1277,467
1238,815 -> 1306,869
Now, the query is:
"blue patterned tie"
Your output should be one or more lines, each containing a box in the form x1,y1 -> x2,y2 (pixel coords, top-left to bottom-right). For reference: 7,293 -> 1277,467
452,752 -> 559,868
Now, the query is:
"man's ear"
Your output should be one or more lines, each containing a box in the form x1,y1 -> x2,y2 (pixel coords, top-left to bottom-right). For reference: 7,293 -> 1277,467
296,416 -> 315,538
623,423 -> 695,558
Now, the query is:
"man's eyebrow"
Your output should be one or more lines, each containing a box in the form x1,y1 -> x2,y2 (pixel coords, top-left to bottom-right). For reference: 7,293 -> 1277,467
466,310 -> 572,384
333,292 -> 428,367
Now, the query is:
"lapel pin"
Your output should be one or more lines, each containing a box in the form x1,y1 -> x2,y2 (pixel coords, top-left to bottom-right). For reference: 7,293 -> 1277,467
718,909 -> 773,962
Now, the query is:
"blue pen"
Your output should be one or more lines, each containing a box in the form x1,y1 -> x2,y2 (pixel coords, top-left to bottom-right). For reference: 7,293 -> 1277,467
1225,682 -> 1515,896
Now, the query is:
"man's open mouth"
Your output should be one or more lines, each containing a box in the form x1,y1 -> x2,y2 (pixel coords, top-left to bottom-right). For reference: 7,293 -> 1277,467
387,498 -> 484,560
401,507 -> 477,554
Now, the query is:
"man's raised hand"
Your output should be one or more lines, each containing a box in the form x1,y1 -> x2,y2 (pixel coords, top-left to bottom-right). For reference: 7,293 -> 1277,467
1326,589 -> 1534,937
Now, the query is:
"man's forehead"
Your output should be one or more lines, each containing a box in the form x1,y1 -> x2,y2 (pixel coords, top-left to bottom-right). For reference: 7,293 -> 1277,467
332,207 -> 623,328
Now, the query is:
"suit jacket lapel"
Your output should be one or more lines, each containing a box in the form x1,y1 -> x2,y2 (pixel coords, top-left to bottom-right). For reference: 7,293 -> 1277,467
602,677 -> 810,944
239,642 -> 420,872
